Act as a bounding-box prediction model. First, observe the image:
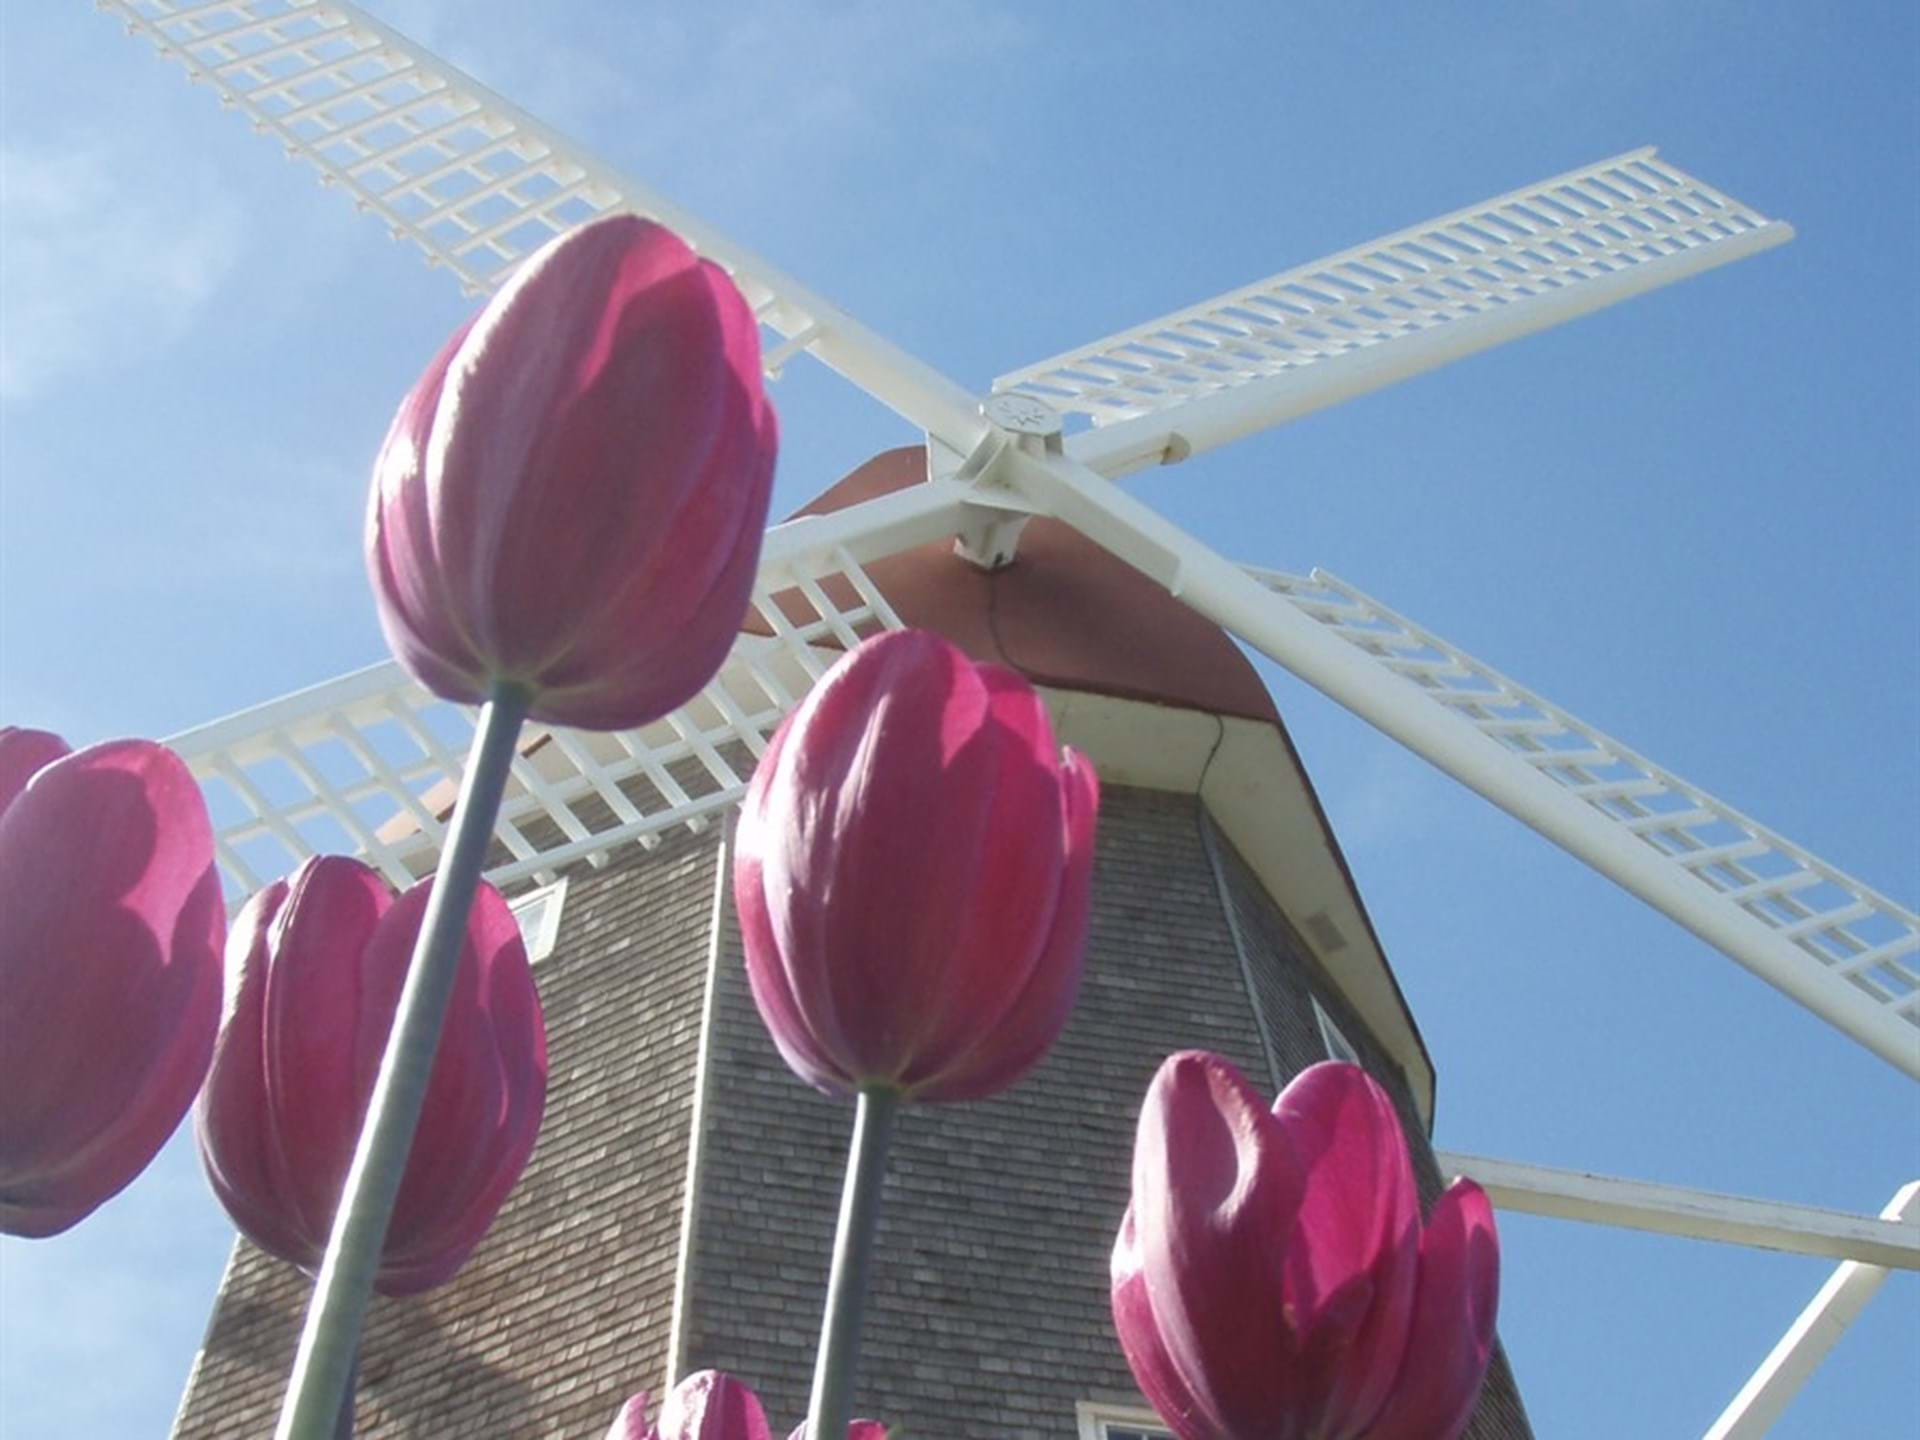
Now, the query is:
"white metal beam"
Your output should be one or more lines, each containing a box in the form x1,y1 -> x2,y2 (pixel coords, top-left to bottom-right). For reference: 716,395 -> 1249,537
1702,1181 -> 1920,1439
1436,1153 -> 1920,1270
1003,446 -> 1920,1078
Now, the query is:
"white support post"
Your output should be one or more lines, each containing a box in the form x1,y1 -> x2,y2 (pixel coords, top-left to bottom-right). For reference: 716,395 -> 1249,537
1436,1153 -> 1920,1270
1003,447 -> 1920,1078
1702,1181 -> 1920,1440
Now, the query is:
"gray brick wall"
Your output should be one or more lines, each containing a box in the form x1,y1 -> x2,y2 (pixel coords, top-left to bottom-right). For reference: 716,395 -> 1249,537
171,825 -> 723,1439
171,782 -> 1531,1439
684,786 -> 1275,1438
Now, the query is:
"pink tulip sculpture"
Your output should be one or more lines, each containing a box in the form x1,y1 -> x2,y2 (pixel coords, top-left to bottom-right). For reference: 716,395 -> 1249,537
279,214 -> 775,1438
734,629 -> 1099,1440
0,728 -> 224,1237
1113,1052 -> 1500,1440
607,1371 -> 886,1440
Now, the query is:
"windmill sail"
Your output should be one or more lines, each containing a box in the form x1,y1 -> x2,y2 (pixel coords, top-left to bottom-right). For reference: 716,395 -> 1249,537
998,149 -> 1793,476
103,0 -> 988,453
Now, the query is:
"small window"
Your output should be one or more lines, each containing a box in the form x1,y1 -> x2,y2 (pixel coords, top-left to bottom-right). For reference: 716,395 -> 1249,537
1076,1402 -> 1172,1440
508,877 -> 568,964
1313,994 -> 1362,1065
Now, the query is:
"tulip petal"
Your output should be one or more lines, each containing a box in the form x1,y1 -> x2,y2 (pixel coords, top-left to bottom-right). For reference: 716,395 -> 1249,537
541,359 -> 776,730
367,214 -> 776,730
921,745 -> 1098,1101
759,631 -> 994,1083
738,718 -> 855,1094
196,857 -> 546,1293
658,1370 -> 774,1440
1132,1051 -> 1308,1440
606,1392 -> 660,1440
1362,1180 -> 1500,1440
197,882 -> 319,1268
251,857 -> 395,1254
1271,1061 -> 1421,1435
882,661 -> 1072,1093
1112,1204 -> 1224,1440
0,727 -> 70,817
0,740 -> 223,1236
734,629 -> 1096,1102
367,317 -> 486,704
785,1423 -> 889,1440
437,220 -> 733,682
378,880 -> 547,1295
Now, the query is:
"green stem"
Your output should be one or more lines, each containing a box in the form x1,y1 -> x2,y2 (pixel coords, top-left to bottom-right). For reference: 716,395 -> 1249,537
274,685 -> 532,1440
332,1355 -> 357,1440
805,1086 -> 900,1440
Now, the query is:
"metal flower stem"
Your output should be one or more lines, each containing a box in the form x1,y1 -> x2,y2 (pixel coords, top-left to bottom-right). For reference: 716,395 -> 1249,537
806,1086 -> 900,1440
275,683 -> 533,1440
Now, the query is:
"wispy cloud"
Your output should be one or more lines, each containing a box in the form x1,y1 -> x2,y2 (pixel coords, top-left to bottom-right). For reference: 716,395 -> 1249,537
0,137 -> 244,405
372,0 -> 1031,193
78,451 -> 369,592
1324,737 -> 1453,859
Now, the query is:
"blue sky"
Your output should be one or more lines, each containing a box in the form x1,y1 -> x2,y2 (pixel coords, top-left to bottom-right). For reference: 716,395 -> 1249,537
2,2 -> 1915,1436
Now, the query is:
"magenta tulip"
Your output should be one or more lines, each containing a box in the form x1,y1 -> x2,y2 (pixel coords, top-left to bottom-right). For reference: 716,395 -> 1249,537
0,730 -> 224,1237
366,213 -> 778,731
195,856 -> 546,1296
1112,1053 -> 1499,1440
734,629 -> 1099,1103
606,1372 -> 885,1440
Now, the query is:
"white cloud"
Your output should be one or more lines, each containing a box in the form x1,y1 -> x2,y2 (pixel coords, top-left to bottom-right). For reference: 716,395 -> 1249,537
1325,737 -> 1452,859
0,138 -> 244,404
368,0 -> 1030,192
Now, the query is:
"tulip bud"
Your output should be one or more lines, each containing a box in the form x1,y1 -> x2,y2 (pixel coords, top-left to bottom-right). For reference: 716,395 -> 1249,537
195,856 -> 547,1296
1111,1053 -> 1499,1440
734,629 -> 1099,1104
605,1372 -> 885,1440
0,730 -> 225,1237
367,214 -> 778,731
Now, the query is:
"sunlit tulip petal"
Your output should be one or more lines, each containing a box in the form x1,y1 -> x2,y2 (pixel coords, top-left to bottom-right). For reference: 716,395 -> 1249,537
606,1391 -> 660,1440
367,214 -> 777,731
657,1371 -> 773,1440
0,737 -> 223,1237
0,727 -> 70,814
1112,1053 -> 1498,1440
611,1372 -> 885,1440
1362,1180 -> 1500,1440
735,629 -> 1098,1103
1271,1062 -> 1419,1433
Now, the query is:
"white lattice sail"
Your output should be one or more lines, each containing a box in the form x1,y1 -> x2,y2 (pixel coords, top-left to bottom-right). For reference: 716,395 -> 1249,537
103,0 -> 991,453
167,484 -> 970,908
1251,565 -> 1920,1032
1000,149 -> 1790,429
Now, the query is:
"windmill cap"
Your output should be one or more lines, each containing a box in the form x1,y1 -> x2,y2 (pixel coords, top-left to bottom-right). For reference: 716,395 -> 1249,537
766,446 -> 1281,725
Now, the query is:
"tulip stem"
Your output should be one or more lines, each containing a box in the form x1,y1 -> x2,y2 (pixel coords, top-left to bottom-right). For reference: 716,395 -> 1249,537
806,1085 -> 899,1440
274,684 -> 532,1440
332,1356 -> 356,1440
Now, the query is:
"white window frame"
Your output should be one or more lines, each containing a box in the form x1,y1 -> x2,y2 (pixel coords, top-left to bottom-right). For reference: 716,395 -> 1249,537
1075,1401 -> 1172,1440
507,876 -> 568,964
1313,993 -> 1362,1065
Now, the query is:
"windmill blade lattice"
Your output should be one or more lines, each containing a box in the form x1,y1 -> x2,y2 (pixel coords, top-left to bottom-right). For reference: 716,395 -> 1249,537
103,0 -> 989,455
167,483 -> 969,908
1253,566 -> 1920,1061
1001,150 -> 1792,476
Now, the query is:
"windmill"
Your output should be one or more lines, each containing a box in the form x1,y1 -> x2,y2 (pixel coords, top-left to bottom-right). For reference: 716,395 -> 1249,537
52,1 -> 1917,1435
